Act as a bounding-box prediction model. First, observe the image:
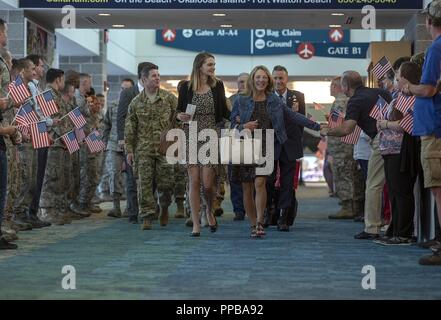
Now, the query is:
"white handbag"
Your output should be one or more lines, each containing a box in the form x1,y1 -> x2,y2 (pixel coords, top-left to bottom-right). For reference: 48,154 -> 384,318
219,128 -> 262,165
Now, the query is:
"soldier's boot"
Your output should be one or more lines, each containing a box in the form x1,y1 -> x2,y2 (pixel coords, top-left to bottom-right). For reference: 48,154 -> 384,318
141,218 -> 152,230
122,208 -> 129,218
328,200 -> 355,219
69,202 -> 92,218
88,204 -> 103,214
39,209 -> 66,226
213,197 -> 224,217
108,194 -> 122,218
352,199 -> 365,222
27,208 -> 51,228
159,206 -> 169,227
0,227 -> 18,250
12,214 -> 33,231
175,199 -> 185,219
1,224 -> 18,241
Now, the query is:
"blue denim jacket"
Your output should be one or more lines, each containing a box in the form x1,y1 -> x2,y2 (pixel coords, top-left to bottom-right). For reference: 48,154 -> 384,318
231,92 -> 320,144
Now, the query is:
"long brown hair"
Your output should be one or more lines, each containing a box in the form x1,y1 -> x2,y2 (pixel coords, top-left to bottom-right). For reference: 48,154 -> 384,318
243,65 -> 274,98
189,52 -> 217,92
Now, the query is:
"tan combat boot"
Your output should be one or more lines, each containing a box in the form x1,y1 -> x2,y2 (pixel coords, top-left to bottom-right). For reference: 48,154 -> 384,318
175,200 -> 185,219
141,218 -> 152,230
328,200 -> 355,219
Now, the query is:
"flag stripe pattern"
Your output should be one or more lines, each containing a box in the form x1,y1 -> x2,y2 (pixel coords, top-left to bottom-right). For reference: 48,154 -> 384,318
341,125 -> 362,145
369,96 -> 388,120
328,109 -> 344,129
7,75 -> 31,105
17,124 -> 30,137
85,130 -> 105,153
36,90 -> 59,117
15,100 -> 40,125
371,56 -> 393,80
61,131 -> 80,154
399,109 -> 414,135
30,121 -> 50,149
394,94 -> 416,115
68,107 -> 87,129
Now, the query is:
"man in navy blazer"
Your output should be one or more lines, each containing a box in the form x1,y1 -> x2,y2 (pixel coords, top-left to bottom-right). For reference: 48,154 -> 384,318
270,65 -> 307,231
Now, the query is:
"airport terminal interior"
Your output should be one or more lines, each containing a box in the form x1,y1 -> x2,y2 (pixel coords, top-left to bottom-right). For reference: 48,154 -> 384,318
1,0 -> 441,300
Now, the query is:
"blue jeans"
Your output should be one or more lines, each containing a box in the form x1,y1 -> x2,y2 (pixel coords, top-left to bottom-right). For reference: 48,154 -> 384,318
228,165 -> 244,215
124,155 -> 139,218
0,149 -> 7,227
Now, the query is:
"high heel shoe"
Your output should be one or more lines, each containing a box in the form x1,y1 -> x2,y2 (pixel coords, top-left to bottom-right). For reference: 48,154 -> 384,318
189,232 -> 200,237
209,216 -> 218,233
256,223 -> 266,237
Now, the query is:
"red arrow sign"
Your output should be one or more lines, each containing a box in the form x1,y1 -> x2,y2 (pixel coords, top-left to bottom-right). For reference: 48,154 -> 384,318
297,43 -> 315,60
329,28 -> 344,43
162,29 -> 176,42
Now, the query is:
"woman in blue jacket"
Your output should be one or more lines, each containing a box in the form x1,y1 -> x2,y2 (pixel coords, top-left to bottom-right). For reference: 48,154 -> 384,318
231,65 -> 321,238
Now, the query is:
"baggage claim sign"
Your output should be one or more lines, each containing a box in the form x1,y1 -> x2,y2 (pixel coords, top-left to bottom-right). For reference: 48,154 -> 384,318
19,0 -> 423,9
156,29 -> 370,59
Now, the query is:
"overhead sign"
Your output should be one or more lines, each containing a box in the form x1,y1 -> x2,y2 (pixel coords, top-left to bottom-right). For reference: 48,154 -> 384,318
156,29 -> 369,58
297,43 -> 315,60
329,29 -> 344,43
19,0 -> 424,9
162,29 -> 176,42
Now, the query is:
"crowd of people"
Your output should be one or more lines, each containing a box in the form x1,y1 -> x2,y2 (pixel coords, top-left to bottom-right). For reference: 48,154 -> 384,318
1,0 -> 441,267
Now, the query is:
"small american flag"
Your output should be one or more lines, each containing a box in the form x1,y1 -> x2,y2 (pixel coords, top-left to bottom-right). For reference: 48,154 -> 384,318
313,102 -> 325,111
61,131 -> 80,154
8,75 -> 31,105
371,56 -> 393,80
399,109 -> 414,135
17,124 -> 30,137
341,125 -> 362,145
35,90 -> 59,117
85,130 -> 105,153
394,94 -> 416,115
74,127 -> 86,143
328,109 -> 344,128
369,96 -> 388,120
67,107 -> 87,129
15,100 -> 39,125
30,121 -> 51,149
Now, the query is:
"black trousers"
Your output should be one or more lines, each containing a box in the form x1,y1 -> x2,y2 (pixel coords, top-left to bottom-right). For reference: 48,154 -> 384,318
30,147 -> 48,213
278,149 -> 297,210
383,154 -> 416,238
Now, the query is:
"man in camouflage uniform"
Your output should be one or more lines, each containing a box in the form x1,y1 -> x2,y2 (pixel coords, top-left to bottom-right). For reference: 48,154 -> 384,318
327,77 -> 365,219
125,63 -> 176,230
39,69 -> 80,225
102,100 -> 125,218
0,35 -> 21,248
72,95 -> 103,213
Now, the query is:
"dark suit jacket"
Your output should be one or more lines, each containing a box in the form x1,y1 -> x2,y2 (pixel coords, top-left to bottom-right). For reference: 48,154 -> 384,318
282,89 -> 307,161
116,85 -> 140,141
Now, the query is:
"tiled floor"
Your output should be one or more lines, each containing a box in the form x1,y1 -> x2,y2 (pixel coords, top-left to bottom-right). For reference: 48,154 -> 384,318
1,186 -> 440,299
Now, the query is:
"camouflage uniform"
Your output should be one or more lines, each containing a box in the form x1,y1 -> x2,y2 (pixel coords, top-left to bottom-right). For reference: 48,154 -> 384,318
77,101 -> 103,208
102,101 -> 124,196
40,86 -> 71,212
64,98 -> 78,207
125,89 -> 176,220
327,93 -> 365,217
13,81 -> 38,219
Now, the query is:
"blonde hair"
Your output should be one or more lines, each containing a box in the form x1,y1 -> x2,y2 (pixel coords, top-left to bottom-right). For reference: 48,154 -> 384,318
244,65 -> 274,98
189,52 -> 217,92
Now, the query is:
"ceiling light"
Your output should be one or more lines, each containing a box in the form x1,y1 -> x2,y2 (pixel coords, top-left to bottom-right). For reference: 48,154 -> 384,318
332,13 -> 344,16
220,24 -> 233,28
112,24 -> 125,28
329,24 -> 342,28
213,13 -> 226,17
98,13 -> 111,16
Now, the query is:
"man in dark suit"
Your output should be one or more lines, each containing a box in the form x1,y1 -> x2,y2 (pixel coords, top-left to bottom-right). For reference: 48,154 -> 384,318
117,62 -> 155,223
269,65 -> 306,231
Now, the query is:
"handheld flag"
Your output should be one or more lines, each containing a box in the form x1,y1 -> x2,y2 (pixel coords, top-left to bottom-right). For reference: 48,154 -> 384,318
8,75 -> 32,105
30,121 -> 50,149
67,107 -> 87,129
371,56 -> 393,80
35,90 -> 59,117
61,131 -> 80,154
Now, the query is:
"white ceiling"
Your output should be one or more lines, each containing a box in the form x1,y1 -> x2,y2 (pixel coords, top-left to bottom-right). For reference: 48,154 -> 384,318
24,9 -> 419,30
